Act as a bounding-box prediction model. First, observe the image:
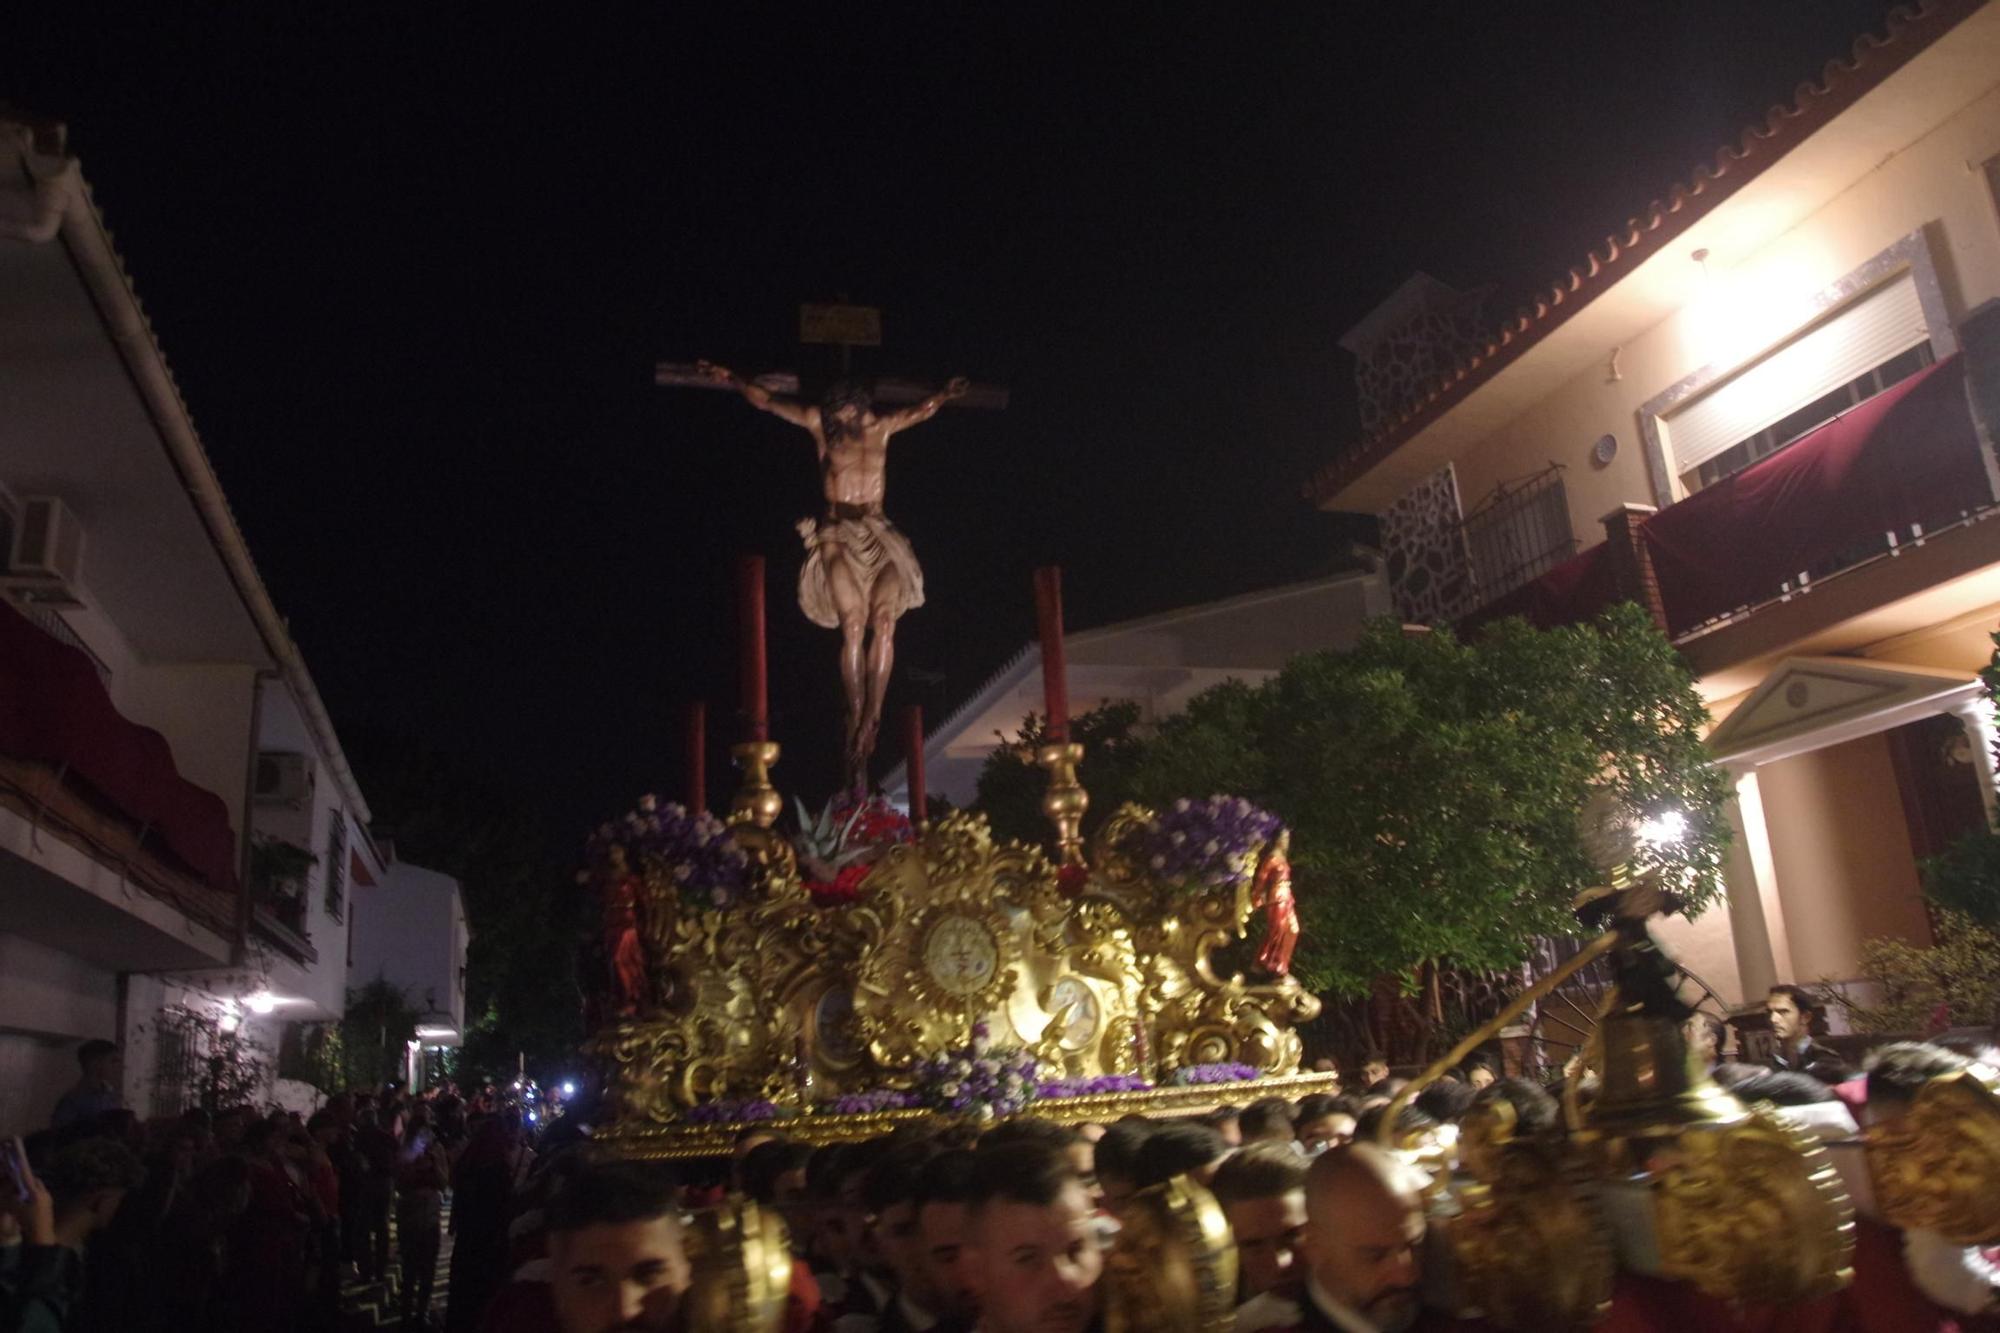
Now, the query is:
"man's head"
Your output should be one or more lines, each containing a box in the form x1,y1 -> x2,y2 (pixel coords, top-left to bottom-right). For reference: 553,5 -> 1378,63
1211,1142 -> 1309,1300
1471,1078 -> 1558,1135
1412,1079 -> 1476,1126
1134,1119 -> 1228,1189
41,1137 -> 144,1237
742,1139 -> 813,1247
1463,1059 -> 1497,1092
1863,1041 -> 1971,1127
966,1143 -> 1102,1333
546,1162 -> 690,1333
915,1149 -> 981,1324
1238,1097 -> 1297,1146
1300,1144 -> 1426,1332
1091,1119 -> 1154,1217
982,1118 -> 1095,1206
730,1126 -> 779,1192
1360,1056 -> 1391,1090
820,381 -> 874,439
1205,1106 -> 1243,1148
1684,1012 -> 1727,1066
1766,985 -> 1823,1044
1293,1095 -> 1355,1155
76,1038 -> 119,1087
864,1142 -> 944,1311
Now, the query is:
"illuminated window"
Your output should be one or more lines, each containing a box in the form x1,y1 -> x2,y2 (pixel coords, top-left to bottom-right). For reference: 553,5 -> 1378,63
1665,271 -> 1932,494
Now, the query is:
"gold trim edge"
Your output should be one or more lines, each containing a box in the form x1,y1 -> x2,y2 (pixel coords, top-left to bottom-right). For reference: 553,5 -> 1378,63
599,1072 -> 1344,1161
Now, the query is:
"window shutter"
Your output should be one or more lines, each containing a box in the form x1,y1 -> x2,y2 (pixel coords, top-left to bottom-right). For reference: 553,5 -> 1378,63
1663,272 -> 1930,474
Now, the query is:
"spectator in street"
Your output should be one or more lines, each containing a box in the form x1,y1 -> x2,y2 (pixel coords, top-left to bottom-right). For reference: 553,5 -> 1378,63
3,1135 -> 145,1333
1358,1054 -> 1391,1093
150,1155 -> 253,1332
350,1107 -> 398,1285
396,1103 -> 453,1330
1292,1095 -> 1356,1155
47,1044 -> 122,1132
1237,1097 -> 1297,1148
1766,984 -> 1850,1083
1684,1011 -> 1728,1068
447,1110 -> 531,1331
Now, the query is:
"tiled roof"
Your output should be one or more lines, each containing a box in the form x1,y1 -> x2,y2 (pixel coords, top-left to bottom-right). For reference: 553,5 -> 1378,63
1304,0 -> 1986,508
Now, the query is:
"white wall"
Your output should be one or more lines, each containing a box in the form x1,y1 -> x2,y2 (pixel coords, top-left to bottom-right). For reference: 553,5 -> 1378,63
248,681 -> 356,1019
348,862 -> 467,1035
0,932 -> 119,1133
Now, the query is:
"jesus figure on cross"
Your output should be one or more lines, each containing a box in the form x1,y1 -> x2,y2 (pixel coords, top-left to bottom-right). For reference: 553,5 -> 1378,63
697,361 -> 969,787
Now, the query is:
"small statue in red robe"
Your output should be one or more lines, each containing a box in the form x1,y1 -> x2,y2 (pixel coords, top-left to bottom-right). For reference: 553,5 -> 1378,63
1248,829 -> 1299,978
600,844 -> 648,1016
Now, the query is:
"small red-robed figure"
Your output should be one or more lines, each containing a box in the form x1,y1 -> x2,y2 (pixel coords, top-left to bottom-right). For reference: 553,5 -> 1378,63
1249,828 -> 1299,977
600,843 -> 648,1016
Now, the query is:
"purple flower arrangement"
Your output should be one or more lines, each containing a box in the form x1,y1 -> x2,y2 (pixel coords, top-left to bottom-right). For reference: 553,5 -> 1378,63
1037,1073 -> 1155,1099
1123,796 -> 1281,893
912,1023 -> 1040,1122
683,1097 -> 786,1124
1166,1062 -> 1263,1086
823,1089 -> 924,1116
589,794 -> 750,912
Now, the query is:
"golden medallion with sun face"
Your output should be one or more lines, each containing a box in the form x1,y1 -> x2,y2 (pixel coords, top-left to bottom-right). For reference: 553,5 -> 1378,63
922,913 -> 1000,997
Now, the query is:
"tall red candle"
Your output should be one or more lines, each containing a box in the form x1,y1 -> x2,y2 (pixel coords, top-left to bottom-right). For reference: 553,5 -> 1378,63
1034,565 -> 1070,743
905,705 -> 927,825
737,555 -> 768,741
685,700 -> 707,812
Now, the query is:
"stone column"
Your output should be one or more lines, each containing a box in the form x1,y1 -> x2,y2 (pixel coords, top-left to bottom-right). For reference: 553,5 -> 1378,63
1953,697 -> 2000,826
1720,767 -> 1790,999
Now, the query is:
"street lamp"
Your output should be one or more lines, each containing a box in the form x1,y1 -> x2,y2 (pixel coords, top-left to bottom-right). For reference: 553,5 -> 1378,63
1636,810 -> 1688,848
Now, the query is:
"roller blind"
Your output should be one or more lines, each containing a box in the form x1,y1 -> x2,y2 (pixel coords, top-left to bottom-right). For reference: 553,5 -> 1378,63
1663,272 -> 1929,473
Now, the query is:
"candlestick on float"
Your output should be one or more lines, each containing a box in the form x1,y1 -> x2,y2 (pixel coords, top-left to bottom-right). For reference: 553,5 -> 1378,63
685,700 -> 707,814
1032,565 -> 1088,865
905,705 -> 928,827
730,554 -> 782,828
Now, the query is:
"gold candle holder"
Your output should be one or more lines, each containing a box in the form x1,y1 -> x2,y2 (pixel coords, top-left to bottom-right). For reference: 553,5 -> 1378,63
1037,741 -> 1088,866
729,740 -> 782,829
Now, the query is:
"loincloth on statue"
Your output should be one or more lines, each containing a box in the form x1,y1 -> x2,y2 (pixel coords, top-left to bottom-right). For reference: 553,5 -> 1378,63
795,505 -> 926,630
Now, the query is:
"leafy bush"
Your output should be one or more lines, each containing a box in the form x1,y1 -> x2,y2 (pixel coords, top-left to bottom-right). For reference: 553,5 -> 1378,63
1838,909 -> 2000,1034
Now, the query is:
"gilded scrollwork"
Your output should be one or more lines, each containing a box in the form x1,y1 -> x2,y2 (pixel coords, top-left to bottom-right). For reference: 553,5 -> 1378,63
1865,1066 -> 2000,1244
1446,1138 -> 1613,1331
1653,1107 -> 1853,1305
1102,1176 -> 1238,1333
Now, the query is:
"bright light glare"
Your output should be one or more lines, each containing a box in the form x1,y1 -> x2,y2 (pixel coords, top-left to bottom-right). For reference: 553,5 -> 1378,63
526,1110 -> 538,1122
218,1011 -> 241,1034
1637,811 -> 1689,847
562,1081 -> 576,1096
245,991 -> 278,1015
512,1080 -> 523,1090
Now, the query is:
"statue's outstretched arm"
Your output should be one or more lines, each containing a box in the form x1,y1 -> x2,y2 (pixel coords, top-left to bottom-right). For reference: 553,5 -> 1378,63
696,360 -> 817,431
882,376 -> 971,435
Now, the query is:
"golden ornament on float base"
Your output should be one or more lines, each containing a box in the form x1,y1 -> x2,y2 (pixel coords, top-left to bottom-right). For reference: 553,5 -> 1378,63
1037,740 -> 1088,865
729,740 -> 783,828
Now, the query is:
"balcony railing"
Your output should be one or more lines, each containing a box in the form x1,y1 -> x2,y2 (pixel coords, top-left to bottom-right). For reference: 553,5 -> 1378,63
1460,465 -> 1579,607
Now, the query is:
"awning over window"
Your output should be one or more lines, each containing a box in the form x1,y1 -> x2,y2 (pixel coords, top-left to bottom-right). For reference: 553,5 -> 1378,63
1641,355 -> 1989,637
0,596 -> 240,895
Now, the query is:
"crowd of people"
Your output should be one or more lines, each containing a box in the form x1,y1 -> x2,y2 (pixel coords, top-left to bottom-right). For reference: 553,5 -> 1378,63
5,984 -> 1998,1333
0,1042 -> 544,1333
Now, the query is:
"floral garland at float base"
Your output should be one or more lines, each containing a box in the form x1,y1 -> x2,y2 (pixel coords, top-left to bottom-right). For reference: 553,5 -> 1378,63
913,1024 -> 1041,1122
1118,795 -> 1282,892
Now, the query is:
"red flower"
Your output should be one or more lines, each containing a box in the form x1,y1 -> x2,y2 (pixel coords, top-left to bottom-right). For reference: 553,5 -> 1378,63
1057,864 -> 1091,898
808,862 -> 871,908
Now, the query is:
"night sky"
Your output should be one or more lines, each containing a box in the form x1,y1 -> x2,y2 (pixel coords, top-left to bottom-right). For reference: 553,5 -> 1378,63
6,3 -> 1896,839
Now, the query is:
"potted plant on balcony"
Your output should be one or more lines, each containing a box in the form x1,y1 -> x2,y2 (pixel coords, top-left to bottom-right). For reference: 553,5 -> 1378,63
249,836 -> 316,937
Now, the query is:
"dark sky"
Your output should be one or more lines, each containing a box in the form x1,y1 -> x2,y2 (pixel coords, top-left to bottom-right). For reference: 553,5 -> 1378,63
6,2 -> 1896,837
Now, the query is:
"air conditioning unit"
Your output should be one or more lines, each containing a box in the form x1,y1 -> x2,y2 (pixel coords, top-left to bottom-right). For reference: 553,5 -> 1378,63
254,752 -> 315,809
4,496 -> 86,609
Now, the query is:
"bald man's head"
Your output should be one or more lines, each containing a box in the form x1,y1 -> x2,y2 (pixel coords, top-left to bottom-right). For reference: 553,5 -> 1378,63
1299,1144 -> 1424,1332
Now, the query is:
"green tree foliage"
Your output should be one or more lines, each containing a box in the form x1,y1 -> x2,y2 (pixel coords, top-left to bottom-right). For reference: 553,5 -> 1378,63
971,701 -> 1149,846
1839,909 -> 2000,1033
1920,630 -> 2000,926
338,980 -> 422,1089
973,606 -> 1730,996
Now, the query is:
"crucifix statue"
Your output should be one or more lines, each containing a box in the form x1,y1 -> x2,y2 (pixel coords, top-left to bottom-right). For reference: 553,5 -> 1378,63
677,355 -> 982,788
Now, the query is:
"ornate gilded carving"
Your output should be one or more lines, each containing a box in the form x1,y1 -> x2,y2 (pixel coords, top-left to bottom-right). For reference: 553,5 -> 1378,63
1103,1176 -> 1238,1333
1865,1066 -> 2000,1244
1446,1138 -> 1613,1332
684,1198 -> 793,1333
1653,1107 -> 1854,1305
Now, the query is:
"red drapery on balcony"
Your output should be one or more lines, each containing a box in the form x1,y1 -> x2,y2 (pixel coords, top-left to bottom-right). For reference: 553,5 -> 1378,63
0,596 -> 241,895
1458,541 -> 1620,634
1641,354 -> 1989,637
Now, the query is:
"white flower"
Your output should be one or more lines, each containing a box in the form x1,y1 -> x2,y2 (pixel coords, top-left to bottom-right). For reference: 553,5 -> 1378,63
1150,855 -> 1166,870
954,1059 -> 972,1078
939,1082 -> 960,1098
639,794 -> 657,812
1204,839 -> 1220,856
974,1104 -> 996,1122
710,888 -> 729,907
673,864 -> 692,882
1169,831 -> 1186,846
1174,798 -> 1191,813
970,1032 -> 991,1056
